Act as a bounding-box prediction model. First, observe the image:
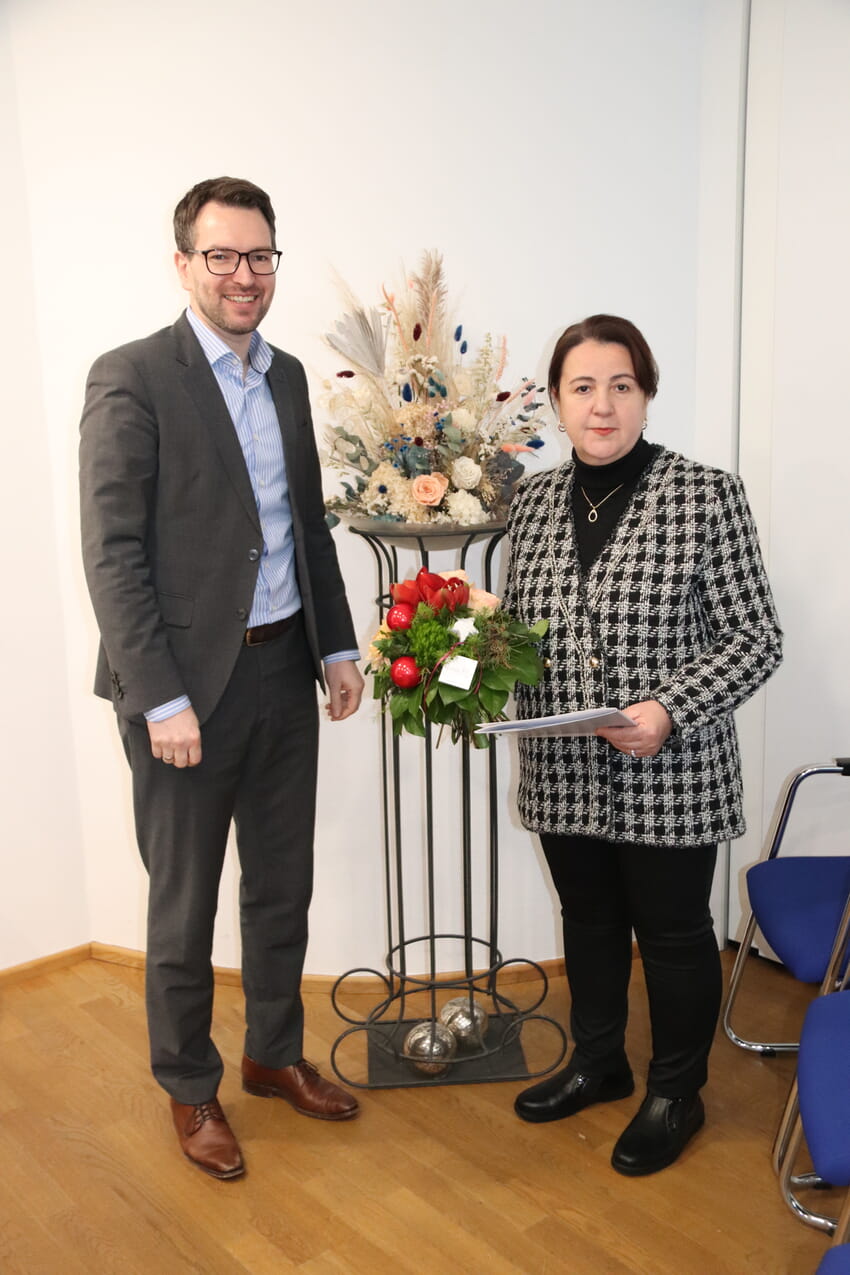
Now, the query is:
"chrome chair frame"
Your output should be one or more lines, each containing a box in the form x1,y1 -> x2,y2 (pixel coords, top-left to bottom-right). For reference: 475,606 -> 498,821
772,927 -> 850,1241
722,759 -> 850,1055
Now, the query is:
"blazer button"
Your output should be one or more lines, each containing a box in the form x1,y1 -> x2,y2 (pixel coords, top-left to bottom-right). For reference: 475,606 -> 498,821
589,656 -> 601,669
236,607 -> 248,620
544,658 -> 551,669
248,548 -> 260,562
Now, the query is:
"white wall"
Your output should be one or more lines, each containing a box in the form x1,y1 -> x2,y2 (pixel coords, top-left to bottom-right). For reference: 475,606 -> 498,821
4,0 -> 751,973
0,3 -> 89,969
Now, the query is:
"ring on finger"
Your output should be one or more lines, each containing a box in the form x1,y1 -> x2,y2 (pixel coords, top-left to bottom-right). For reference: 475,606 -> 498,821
630,749 -> 636,758
163,754 -> 174,763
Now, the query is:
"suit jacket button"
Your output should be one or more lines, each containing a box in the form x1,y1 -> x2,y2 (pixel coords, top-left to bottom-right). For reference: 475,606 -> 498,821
236,607 -> 248,620
248,548 -> 260,562
589,656 -> 601,669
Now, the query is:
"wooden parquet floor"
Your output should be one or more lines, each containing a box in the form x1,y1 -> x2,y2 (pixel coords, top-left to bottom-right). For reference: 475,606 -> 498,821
0,950 -> 838,1274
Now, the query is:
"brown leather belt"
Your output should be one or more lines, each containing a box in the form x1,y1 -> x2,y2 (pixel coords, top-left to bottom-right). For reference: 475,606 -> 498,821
244,613 -> 300,646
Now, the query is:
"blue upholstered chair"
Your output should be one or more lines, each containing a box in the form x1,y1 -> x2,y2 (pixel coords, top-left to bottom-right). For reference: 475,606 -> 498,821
775,988 -> 850,1250
722,760 -> 850,1056
817,1244 -> 850,1274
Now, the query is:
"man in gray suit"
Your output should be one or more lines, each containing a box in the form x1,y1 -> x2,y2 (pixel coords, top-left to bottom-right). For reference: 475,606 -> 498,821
80,176 -> 364,1179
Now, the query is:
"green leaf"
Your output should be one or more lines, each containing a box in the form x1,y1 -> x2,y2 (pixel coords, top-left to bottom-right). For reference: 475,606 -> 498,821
437,682 -> 471,705
389,692 -> 412,720
427,698 -> 455,725
403,712 -> 426,738
511,649 -> 543,682
479,684 -> 508,716
481,667 -> 517,691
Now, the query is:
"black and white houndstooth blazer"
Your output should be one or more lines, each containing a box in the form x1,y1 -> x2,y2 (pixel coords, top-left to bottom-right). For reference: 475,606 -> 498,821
503,446 -> 783,847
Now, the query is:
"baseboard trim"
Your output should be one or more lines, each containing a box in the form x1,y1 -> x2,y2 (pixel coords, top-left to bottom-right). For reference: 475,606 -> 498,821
0,943 -> 93,988
2,942 -> 570,992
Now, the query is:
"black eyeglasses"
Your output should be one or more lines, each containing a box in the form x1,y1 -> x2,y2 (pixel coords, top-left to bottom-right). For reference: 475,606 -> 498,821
185,249 -> 282,276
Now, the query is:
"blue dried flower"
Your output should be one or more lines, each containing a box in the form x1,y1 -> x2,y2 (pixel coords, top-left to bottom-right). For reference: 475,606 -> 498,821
460,340 -> 468,354
528,438 -> 545,449
454,325 -> 463,341
402,383 -> 413,402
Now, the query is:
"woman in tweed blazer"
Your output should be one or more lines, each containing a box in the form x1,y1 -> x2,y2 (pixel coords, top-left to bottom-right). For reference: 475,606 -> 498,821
506,315 -> 782,1176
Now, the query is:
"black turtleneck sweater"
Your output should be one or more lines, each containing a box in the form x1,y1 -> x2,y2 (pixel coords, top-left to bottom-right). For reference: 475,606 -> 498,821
571,438 -> 659,573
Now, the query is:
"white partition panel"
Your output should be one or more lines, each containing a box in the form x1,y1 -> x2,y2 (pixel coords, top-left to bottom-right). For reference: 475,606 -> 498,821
733,0 -> 850,939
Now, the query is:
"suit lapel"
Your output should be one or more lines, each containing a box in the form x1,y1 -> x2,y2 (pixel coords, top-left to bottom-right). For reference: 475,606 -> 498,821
172,315 -> 261,533
266,355 -> 299,499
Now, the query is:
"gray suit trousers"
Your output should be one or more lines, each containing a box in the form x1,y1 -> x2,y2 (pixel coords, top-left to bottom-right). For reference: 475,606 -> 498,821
119,616 -> 319,1103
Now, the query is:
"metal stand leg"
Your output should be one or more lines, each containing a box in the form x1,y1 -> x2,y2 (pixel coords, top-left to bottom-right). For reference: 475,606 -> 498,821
330,525 -> 567,1088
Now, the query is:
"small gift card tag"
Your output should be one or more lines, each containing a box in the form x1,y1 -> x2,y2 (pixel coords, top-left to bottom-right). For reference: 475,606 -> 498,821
439,654 -> 478,690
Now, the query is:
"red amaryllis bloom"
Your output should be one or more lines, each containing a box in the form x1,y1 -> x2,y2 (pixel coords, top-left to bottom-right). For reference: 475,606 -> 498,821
390,577 -> 423,607
389,567 -> 471,613
416,568 -> 470,612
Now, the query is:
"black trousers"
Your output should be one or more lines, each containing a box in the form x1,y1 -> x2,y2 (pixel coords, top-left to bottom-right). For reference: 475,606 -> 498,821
540,833 -> 722,1097
119,617 -> 319,1104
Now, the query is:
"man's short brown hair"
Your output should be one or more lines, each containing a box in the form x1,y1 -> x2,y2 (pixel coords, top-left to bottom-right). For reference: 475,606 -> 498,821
173,177 -> 276,253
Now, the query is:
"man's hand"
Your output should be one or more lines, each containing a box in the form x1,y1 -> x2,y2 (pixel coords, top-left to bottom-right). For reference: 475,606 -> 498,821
148,706 -> 202,768
595,699 -> 672,759
324,660 -> 364,721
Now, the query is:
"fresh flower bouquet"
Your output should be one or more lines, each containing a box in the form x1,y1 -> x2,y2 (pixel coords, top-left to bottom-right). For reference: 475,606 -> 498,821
322,252 -> 547,528
368,567 -> 548,747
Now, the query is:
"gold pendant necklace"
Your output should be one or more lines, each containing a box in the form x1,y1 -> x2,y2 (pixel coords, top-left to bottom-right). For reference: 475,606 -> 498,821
580,483 -> 624,523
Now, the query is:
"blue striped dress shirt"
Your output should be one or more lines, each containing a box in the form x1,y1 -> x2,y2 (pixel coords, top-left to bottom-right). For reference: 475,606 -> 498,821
146,307 -> 357,722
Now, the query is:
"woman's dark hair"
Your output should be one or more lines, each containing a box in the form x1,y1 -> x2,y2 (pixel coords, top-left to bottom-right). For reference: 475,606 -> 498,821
548,314 -> 659,403
173,177 -> 277,253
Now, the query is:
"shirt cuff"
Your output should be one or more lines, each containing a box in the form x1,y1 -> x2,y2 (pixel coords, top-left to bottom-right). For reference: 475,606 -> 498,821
144,695 -> 192,722
323,650 -> 360,665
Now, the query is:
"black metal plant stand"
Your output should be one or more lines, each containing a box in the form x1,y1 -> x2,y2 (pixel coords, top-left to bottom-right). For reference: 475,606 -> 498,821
330,519 -> 567,1088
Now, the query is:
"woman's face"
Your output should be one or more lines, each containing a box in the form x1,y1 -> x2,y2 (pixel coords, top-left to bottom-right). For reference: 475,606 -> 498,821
554,340 -> 649,466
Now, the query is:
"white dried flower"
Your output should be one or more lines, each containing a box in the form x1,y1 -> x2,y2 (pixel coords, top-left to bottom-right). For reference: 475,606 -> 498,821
445,490 -> 486,526
451,456 -> 482,490
451,407 -> 477,435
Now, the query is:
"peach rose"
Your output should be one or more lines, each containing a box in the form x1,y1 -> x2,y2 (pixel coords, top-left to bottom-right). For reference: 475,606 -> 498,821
367,621 -> 392,666
469,587 -> 500,611
411,472 -> 450,506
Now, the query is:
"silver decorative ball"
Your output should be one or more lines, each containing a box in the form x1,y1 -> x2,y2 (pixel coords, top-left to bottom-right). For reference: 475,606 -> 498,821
439,996 -> 489,1049
403,1021 -> 458,1075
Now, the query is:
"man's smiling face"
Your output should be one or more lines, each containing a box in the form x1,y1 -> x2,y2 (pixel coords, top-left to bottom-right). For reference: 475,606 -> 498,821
175,200 -> 276,351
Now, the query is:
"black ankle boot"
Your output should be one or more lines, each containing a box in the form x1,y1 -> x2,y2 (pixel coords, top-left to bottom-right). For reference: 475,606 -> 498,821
611,1092 -> 705,1176
515,1065 -> 634,1124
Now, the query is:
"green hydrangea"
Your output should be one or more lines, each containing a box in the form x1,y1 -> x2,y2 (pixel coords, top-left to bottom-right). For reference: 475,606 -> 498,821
407,609 -> 454,669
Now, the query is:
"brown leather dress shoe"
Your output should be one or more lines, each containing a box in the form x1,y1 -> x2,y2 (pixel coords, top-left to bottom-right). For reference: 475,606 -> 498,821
170,1098 -> 245,1179
242,1055 -> 359,1120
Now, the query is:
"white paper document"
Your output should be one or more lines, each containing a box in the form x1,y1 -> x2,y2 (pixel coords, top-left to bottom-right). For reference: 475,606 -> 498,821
475,708 -> 634,739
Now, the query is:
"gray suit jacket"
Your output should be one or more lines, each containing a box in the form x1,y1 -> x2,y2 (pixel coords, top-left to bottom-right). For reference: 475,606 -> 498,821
80,313 -> 357,723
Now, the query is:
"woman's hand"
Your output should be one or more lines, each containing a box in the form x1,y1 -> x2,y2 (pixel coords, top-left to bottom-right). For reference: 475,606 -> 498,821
595,700 -> 672,759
